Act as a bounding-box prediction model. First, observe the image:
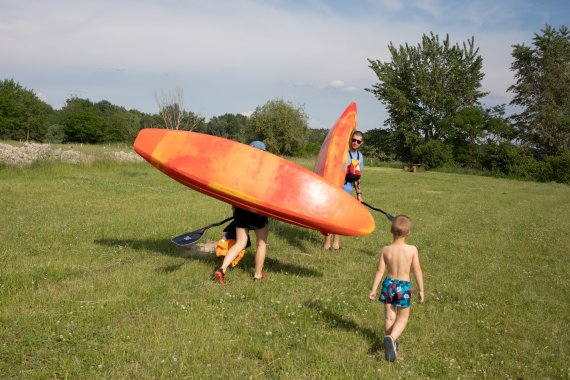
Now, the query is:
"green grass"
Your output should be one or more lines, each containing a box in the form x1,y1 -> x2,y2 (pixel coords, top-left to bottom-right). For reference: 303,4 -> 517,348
1,155 -> 569,379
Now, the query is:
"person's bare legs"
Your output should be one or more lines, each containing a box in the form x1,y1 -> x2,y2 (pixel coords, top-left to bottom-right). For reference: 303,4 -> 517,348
384,304 -> 397,335
253,224 -> 269,279
383,303 -> 407,361
388,307 -> 410,341
332,234 -> 340,250
324,234 -> 341,250
219,227 -> 249,273
324,234 -> 332,249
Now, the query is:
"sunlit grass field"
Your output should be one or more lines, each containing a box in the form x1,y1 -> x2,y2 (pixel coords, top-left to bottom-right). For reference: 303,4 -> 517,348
1,149 -> 569,379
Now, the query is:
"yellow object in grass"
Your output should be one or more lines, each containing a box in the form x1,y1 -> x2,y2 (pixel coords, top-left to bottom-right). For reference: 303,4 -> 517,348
215,237 -> 246,267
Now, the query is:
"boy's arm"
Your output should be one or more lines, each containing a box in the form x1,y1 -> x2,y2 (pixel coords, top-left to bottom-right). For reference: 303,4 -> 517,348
411,247 -> 425,304
369,249 -> 386,300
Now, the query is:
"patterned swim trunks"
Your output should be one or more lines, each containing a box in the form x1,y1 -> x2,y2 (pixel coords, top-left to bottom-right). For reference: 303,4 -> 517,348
379,277 -> 412,308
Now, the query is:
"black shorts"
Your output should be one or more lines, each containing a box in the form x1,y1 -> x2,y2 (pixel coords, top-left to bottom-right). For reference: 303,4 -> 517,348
233,207 -> 268,230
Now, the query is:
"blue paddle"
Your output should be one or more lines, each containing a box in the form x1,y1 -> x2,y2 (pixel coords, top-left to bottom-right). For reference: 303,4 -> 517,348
171,216 -> 234,246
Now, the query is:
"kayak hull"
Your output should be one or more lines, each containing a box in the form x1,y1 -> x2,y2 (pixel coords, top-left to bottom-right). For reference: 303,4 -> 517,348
314,102 -> 357,187
134,129 -> 375,236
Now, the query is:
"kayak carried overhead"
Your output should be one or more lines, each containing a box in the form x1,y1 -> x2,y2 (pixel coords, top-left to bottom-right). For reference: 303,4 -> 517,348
134,128 -> 375,236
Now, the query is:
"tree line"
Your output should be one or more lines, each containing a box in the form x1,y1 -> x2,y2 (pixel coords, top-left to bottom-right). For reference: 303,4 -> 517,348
0,82 -> 324,156
363,25 -> 569,183
1,25 -> 568,183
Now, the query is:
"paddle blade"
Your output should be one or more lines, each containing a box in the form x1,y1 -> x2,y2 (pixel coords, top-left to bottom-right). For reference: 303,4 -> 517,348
171,229 -> 205,246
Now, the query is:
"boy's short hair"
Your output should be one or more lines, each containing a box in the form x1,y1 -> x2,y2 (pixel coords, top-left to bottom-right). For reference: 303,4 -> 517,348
391,215 -> 412,238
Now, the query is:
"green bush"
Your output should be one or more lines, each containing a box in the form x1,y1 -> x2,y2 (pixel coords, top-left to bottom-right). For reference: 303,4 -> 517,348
413,140 -> 453,168
293,142 -> 321,158
480,142 -> 540,180
538,153 -> 570,184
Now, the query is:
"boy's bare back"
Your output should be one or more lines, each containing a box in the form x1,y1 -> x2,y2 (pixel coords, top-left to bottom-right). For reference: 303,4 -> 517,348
381,241 -> 419,282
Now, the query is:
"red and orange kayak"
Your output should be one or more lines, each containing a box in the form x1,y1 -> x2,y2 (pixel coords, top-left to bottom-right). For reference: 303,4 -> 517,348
314,102 -> 357,187
134,129 -> 375,236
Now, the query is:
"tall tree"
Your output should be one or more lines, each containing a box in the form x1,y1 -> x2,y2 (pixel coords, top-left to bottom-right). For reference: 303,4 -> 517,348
0,79 -> 53,141
360,128 -> 398,161
60,97 -> 103,143
508,25 -> 570,157
366,33 -> 487,160
439,105 -> 512,167
248,99 -> 308,155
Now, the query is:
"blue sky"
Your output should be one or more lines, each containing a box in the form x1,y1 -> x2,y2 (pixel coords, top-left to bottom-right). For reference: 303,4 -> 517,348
1,0 -> 568,131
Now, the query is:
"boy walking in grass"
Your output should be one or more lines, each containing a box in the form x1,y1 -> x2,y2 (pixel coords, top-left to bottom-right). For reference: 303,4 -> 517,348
369,215 -> 424,362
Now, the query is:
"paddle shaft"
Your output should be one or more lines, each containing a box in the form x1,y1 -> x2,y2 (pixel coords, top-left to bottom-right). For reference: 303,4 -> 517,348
361,201 -> 395,222
200,216 -> 234,232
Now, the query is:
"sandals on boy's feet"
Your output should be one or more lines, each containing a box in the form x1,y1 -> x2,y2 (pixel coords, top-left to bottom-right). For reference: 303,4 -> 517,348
383,335 -> 397,362
252,273 -> 266,281
213,268 -> 225,285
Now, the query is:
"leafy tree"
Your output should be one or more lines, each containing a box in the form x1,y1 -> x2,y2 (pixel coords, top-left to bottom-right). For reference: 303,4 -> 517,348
248,99 -> 308,155
413,140 -> 453,169
305,128 -> 328,145
480,142 -> 539,179
482,105 -> 517,144
439,105 -> 513,167
205,113 -> 248,142
366,33 -> 487,159
0,79 -> 53,141
508,25 -> 570,157
60,97 -> 103,143
44,123 -> 66,143
293,128 -> 328,157
360,128 -> 398,161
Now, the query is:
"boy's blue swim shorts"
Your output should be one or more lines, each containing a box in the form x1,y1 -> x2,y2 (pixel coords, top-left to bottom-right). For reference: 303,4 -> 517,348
379,277 -> 412,308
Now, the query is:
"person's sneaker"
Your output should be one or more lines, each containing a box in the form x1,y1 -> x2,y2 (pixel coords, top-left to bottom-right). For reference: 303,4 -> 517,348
383,335 -> 397,362
253,273 -> 266,281
213,268 -> 225,285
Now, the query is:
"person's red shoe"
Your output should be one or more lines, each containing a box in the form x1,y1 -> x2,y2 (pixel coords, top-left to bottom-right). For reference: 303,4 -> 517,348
213,268 -> 225,285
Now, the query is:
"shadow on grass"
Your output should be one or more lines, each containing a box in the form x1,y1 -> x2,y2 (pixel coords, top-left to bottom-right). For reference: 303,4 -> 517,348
238,255 -> 323,278
354,247 -> 378,257
305,300 -> 383,355
270,220 -> 322,251
94,237 -> 189,257
94,237 -> 322,278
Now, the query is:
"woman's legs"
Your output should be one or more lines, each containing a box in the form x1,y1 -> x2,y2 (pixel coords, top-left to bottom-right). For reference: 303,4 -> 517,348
253,224 -> 269,279
219,227 -> 249,273
332,234 -> 340,250
324,234 -> 332,249
324,234 -> 341,250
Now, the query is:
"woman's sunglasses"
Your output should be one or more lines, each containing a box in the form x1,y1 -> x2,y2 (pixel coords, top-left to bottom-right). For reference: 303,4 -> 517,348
352,139 -> 363,144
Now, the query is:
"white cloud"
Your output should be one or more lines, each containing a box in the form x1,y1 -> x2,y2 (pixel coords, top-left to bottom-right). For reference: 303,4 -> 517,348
1,0 -> 568,129
329,80 -> 345,88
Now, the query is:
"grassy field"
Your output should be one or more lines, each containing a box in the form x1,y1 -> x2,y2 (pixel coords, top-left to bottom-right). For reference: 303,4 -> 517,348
1,150 -> 569,379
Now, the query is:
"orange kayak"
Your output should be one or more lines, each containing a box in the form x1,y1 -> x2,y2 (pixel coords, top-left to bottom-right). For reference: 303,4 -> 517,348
314,102 -> 357,186
134,129 -> 375,236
